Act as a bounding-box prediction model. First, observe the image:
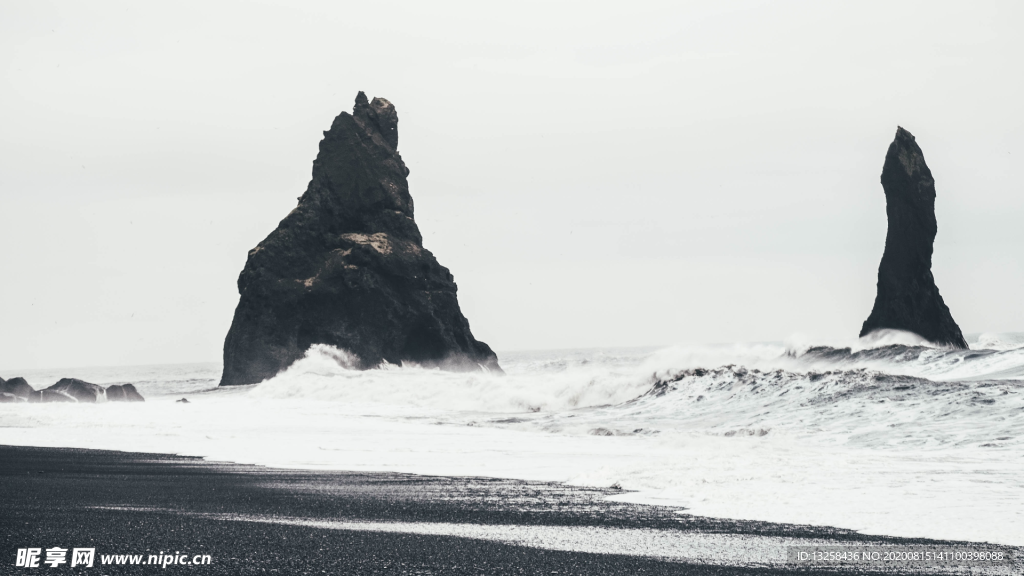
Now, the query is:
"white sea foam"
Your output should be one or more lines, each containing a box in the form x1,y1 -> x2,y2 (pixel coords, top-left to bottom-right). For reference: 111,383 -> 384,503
247,344 -> 653,414
1,338 -> 1022,547
80,506 -> 841,568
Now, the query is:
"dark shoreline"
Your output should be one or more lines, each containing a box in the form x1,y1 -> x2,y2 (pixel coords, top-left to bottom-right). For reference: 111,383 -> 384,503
1,445 -> 1016,575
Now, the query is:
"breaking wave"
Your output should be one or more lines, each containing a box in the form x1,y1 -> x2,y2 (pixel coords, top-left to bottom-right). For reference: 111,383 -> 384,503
245,333 -> 1024,453
248,344 -> 653,414
531,365 -> 1023,450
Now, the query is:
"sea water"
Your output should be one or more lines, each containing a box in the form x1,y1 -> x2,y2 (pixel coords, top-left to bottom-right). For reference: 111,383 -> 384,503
2,331 -> 1022,546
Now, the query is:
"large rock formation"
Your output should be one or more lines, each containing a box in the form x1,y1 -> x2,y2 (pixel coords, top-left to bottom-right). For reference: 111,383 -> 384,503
860,127 -> 968,348
219,92 -> 501,386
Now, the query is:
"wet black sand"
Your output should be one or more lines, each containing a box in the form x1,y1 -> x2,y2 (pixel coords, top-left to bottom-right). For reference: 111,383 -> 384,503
0,445 -> 1015,575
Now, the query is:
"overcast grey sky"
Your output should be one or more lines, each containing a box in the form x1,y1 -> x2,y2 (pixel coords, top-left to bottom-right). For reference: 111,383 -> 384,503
1,0 -> 1022,370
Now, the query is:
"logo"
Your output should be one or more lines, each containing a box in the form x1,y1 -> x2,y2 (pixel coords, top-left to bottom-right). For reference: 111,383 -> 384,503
15,548 -> 94,568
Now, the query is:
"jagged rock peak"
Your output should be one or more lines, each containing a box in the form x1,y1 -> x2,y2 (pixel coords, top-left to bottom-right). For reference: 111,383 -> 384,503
353,91 -> 399,149
859,127 -> 967,349
219,93 -> 501,386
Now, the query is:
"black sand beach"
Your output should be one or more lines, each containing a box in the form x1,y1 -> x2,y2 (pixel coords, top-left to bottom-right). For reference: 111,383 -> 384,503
1,445 -> 1017,575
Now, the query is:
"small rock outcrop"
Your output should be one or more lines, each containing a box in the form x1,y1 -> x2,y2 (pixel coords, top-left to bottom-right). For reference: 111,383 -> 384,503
45,378 -> 106,403
29,389 -> 76,403
105,383 -> 145,402
860,127 -> 968,348
1,377 -> 35,400
1,376 -> 146,403
219,92 -> 501,386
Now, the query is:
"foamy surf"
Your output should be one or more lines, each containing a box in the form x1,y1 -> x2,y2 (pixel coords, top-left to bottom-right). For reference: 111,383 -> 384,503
1,333 -> 1022,546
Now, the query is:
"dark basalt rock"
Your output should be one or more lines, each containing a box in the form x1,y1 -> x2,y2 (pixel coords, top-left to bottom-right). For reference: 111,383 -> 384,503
219,92 -> 501,386
28,389 -> 76,403
860,127 -> 968,349
2,376 -> 146,404
106,383 -> 145,402
1,377 -> 35,400
45,378 -> 105,403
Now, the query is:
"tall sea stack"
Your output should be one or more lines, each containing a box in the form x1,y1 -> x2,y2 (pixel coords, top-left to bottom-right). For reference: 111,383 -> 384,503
860,127 -> 967,348
219,92 -> 501,386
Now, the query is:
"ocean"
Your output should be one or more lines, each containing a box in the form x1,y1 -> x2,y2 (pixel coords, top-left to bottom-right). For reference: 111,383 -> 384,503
2,330 -> 1022,546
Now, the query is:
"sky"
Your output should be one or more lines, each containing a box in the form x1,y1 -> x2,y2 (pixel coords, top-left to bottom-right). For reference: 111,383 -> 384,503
1,0 -> 1022,370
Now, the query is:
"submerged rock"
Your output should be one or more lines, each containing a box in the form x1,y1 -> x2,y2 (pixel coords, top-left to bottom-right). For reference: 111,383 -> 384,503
860,127 -> 968,348
219,92 -> 500,386
1,377 -> 35,400
106,383 -> 145,402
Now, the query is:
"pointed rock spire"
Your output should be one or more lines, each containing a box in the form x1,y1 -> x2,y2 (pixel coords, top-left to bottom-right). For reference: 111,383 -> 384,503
860,127 -> 967,348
